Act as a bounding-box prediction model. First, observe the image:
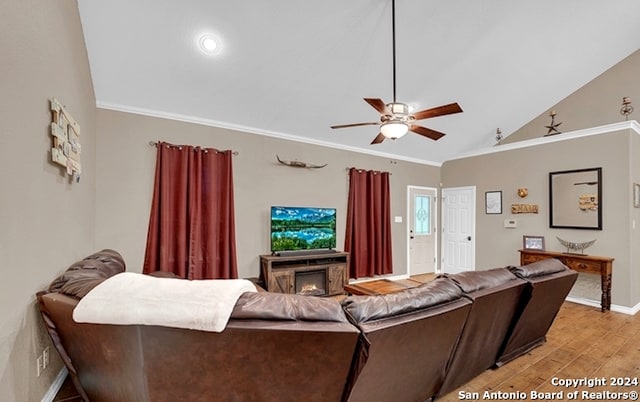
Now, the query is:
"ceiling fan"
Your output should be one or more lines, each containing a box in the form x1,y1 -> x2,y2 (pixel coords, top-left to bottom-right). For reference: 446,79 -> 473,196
331,0 -> 463,145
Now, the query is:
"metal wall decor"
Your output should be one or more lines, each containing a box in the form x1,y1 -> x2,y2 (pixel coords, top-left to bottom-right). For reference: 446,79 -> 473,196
556,236 -> 596,255
544,110 -> 562,136
276,155 -> 327,169
620,97 -> 634,121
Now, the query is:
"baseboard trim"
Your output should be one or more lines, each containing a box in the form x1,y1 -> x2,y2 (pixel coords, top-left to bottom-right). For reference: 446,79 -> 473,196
565,296 -> 639,315
41,367 -> 68,402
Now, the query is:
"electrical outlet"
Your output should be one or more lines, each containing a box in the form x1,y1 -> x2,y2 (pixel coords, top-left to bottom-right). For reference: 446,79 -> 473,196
42,347 -> 50,370
37,355 -> 43,377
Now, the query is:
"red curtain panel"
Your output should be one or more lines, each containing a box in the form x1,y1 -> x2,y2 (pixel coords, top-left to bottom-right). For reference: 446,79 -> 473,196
143,142 -> 238,279
344,168 -> 393,279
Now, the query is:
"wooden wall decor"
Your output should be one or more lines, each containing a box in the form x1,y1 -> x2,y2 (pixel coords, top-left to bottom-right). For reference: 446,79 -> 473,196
511,204 -> 539,214
50,98 -> 81,182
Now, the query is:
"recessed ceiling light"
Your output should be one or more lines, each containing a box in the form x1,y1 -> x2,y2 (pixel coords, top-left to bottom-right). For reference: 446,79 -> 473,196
198,34 -> 221,55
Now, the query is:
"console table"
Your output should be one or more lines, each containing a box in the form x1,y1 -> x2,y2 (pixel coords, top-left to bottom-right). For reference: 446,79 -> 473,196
260,252 -> 349,296
519,249 -> 614,312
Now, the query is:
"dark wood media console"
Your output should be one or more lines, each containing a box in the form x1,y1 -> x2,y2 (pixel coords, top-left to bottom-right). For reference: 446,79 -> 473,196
260,252 -> 350,296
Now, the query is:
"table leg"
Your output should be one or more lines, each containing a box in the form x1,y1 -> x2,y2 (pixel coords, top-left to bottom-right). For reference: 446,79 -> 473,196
601,272 -> 612,312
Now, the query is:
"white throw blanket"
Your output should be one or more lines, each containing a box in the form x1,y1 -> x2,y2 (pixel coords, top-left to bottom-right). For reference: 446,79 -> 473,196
73,272 -> 257,332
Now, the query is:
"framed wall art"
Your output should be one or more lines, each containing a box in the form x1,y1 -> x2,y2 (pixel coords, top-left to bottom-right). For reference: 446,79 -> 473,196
522,235 -> 545,251
485,191 -> 502,214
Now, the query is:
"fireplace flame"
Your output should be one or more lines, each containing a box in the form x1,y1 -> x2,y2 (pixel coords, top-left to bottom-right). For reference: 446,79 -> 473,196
301,284 -> 318,292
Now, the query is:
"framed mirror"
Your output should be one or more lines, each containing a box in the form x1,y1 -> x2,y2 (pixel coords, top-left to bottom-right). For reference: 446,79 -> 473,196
549,167 -> 602,230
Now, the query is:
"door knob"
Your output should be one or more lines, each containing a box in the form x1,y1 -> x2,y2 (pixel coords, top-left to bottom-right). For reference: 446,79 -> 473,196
467,236 -> 472,241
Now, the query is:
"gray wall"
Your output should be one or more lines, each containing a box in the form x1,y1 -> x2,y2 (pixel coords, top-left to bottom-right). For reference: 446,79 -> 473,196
458,47 -> 640,310
503,49 -> 640,143
94,109 -> 441,280
0,0 -> 96,400
442,128 -> 635,308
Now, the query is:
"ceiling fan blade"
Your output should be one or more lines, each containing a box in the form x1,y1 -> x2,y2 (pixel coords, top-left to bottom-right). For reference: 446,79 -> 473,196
364,98 -> 392,115
370,133 -> 386,144
409,125 -> 446,141
331,122 -> 379,129
412,103 -> 463,121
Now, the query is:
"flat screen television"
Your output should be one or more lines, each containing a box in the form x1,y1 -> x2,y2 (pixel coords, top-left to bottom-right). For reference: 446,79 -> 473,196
270,206 -> 337,253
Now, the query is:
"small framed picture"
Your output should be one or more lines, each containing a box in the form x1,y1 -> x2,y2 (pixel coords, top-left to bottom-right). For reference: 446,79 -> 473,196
485,191 -> 502,214
523,235 -> 545,251
634,183 -> 640,208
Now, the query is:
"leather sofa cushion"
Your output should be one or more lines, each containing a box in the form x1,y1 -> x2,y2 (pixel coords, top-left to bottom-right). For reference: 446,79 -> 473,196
442,267 -> 518,293
231,292 -> 349,323
49,249 -> 125,298
341,277 -> 463,323
509,258 -> 567,278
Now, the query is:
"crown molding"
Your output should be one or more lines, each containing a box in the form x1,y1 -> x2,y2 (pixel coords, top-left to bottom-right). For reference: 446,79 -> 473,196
96,102 -> 443,167
447,120 -> 640,162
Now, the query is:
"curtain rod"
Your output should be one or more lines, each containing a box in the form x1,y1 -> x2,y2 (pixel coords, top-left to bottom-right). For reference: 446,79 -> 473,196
345,167 -> 391,175
149,141 -> 239,155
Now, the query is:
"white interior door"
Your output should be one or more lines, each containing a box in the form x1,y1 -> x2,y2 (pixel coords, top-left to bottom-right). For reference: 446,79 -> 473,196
408,186 -> 437,275
441,186 -> 476,274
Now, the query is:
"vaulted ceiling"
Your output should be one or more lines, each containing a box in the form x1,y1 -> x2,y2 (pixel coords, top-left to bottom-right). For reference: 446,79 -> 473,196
78,0 -> 640,164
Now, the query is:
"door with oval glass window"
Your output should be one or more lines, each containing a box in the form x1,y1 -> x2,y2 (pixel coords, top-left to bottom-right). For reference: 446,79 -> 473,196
408,186 -> 437,275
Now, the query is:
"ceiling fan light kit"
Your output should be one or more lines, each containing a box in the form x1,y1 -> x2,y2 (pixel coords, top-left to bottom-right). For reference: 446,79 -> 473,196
330,0 -> 462,145
381,121 -> 409,139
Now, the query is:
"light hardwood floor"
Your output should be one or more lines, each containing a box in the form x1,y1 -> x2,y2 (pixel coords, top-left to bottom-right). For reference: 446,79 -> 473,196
440,302 -> 640,401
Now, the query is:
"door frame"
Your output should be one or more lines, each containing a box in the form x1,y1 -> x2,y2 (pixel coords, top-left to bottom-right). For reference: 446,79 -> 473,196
406,185 -> 439,276
441,186 -> 476,274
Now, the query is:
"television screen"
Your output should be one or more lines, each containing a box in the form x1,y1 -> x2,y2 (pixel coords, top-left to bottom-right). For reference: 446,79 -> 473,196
271,206 -> 337,252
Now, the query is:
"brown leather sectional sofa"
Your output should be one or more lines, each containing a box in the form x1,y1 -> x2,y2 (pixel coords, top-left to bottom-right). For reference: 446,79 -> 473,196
37,250 -> 577,402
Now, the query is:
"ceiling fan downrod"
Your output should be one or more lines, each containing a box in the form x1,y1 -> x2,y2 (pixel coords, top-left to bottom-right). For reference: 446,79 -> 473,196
391,0 -> 398,105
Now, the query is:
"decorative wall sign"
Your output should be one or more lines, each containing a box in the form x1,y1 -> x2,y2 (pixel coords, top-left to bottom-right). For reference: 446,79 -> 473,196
511,204 -> 539,214
50,98 -> 81,182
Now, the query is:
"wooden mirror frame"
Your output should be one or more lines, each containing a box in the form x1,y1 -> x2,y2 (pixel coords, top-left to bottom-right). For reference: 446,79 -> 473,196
549,167 -> 602,230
